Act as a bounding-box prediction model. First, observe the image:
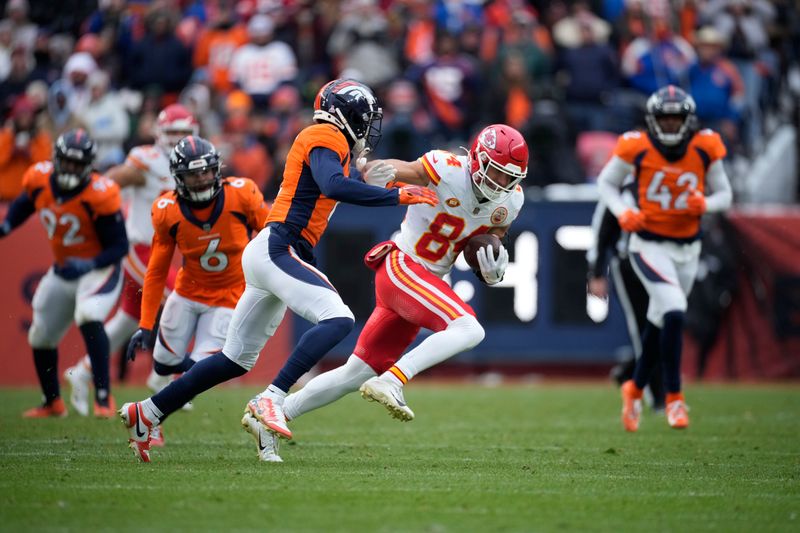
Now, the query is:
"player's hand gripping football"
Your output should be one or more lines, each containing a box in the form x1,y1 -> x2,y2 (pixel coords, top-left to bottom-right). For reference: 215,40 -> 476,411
476,244 -> 509,285
618,209 -> 646,233
356,157 -> 397,188
396,184 -> 438,206
686,188 -> 706,216
126,328 -> 153,362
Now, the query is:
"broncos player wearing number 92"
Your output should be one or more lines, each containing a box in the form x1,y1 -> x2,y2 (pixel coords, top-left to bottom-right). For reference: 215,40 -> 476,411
0,129 -> 129,418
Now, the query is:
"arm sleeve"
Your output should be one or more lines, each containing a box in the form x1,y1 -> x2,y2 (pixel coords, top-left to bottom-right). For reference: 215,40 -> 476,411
309,147 -> 399,206
588,206 -> 622,278
704,160 -> 732,213
2,191 -> 36,231
597,156 -> 635,217
92,211 -> 129,268
139,228 -> 175,330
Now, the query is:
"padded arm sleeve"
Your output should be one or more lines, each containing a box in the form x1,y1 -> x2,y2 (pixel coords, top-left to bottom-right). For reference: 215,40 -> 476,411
704,160 -> 733,213
92,211 -> 129,268
309,147 -> 399,206
597,156 -> 635,217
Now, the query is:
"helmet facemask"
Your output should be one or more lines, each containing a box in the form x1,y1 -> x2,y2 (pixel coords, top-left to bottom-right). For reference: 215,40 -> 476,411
469,148 -> 526,203
645,87 -> 698,147
174,163 -> 221,203
55,156 -> 92,190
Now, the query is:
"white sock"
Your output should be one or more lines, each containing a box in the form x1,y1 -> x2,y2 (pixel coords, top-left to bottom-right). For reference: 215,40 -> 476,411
146,370 -> 171,393
140,398 -> 163,424
284,355 -> 376,421
387,315 -> 485,382
105,310 -> 140,353
263,384 -> 287,400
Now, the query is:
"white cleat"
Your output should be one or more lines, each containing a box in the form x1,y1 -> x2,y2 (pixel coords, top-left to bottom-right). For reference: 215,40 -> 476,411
119,402 -> 154,463
359,377 -> 415,421
241,411 -> 283,462
64,364 -> 92,417
246,395 -> 292,439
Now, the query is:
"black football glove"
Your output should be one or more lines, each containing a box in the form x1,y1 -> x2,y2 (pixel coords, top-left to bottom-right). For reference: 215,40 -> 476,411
126,328 -> 153,362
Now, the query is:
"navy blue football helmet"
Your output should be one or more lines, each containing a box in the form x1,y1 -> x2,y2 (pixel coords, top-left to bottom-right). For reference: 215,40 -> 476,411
313,79 -> 383,154
645,85 -> 698,147
54,128 -> 96,190
169,136 -> 223,203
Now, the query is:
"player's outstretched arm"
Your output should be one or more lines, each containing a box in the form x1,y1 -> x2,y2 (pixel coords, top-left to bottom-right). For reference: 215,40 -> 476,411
310,147 -> 400,206
360,158 -> 430,187
0,191 -> 35,238
106,163 -> 146,188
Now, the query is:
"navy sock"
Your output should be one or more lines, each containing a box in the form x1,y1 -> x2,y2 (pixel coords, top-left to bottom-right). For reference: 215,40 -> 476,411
79,321 -> 111,406
32,348 -> 59,403
272,317 -> 353,393
660,311 -> 685,393
633,322 -> 661,390
150,352 -> 246,418
154,355 -> 195,376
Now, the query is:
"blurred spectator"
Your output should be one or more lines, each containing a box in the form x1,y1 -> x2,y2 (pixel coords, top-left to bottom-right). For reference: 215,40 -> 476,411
128,9 -> 192,99
701,0 -> 776,150
402,0 -> 436,66
556,18 -> 621,133
192,1 -> 248,95
408,31 -> 480,143
521,93 -> 584,186
372,79 -> 433,161
493,11 -> 551,84
434,0 -> 483,35
621,16 -> 696,95
0,95 -> 50,201
0,44 -> 42,112
327,0 -> 398,87
43,82 -> 85,138
57,51 -> 97,116
216,114 -> 272,192
483,51 -> 535,132
688,26 -> 744,148
230,14 -> 297,110
0,20 -> 13,81
5,0 -> 37,51
80,70 -> 129,170
179,82 -> 222,138
552,1 -> 611,49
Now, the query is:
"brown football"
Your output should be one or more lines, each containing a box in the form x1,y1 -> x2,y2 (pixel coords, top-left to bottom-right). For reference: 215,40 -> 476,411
462,233 -> 502,269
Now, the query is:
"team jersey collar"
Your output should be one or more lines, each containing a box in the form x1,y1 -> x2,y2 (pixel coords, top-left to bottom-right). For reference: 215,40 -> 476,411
179,186 -> 226,232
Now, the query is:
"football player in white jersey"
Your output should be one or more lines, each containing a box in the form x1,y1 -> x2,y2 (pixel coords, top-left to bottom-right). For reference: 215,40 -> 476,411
269,124 -> 527,460
64,104 -> 198,416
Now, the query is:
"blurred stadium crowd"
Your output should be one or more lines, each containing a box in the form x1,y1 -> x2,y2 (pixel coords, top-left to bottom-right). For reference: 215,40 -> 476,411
0,0 -> 798,203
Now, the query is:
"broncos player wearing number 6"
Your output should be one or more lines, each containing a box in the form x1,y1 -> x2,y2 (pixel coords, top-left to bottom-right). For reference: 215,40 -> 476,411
121,136 -> 268,449
0,129 -> 128,418
274,124 -> 527,459
119,79 -> 437,463
597,85 -> 732,432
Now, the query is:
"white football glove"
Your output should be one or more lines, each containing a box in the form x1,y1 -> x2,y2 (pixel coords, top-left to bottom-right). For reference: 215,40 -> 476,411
356,157 -> 397,188
476,244 -> 508,285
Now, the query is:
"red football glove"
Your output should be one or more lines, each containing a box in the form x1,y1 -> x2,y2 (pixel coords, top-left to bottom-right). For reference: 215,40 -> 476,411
686,190 -> 706,216
397,184 -> 438,206
618,209 -> 646,232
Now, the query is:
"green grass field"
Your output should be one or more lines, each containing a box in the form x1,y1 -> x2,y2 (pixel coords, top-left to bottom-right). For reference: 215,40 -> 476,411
0,384 -> 798,532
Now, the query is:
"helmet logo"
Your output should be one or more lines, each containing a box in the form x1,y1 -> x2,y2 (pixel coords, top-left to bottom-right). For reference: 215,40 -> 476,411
188,158 -> 208,169
491,207 -> 508,225
480,128 -> 497,150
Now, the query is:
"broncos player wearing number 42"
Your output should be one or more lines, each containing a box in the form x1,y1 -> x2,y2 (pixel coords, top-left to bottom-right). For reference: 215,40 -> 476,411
597,85 -> 732,432
0,129 -> 128,418
119,79 -> 438,463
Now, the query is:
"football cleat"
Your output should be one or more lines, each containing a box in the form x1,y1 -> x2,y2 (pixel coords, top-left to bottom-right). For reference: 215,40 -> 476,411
22,397 -> 68,418
666,394 -> 690,429
359,377 -> 415,421
149,425 -> 165,447
119,402 -> 154,462
64,363 -> 92,416
621,380 -> 643,432
245,395 -> 292,440
241,411 -> 283,462
93,395 -> 117,419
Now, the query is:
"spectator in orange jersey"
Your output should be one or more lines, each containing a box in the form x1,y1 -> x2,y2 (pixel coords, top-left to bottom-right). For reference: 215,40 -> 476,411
0,96 -> 51,201
192,2 -> 248,95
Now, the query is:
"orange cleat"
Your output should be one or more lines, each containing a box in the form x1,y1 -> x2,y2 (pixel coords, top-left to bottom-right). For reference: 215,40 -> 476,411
94,395 -> 117,418
666,393 -> 690,429
22,397 -> 68,418
621,380 -> 643,432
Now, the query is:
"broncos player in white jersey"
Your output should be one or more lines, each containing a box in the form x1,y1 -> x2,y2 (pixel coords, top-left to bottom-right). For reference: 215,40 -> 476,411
64,104 -> 198,416
256,124 -> 528,461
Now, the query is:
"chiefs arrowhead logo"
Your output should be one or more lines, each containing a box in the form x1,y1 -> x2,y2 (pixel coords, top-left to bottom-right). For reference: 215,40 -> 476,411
480,127 -> 497,150
446,197 -> 460,207
491,206 -> 508,225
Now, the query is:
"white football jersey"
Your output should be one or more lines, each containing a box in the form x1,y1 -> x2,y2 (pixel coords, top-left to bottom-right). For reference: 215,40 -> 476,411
394,150 -> 524,277
229,42 -> 297,96
121,144 -> 173,244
